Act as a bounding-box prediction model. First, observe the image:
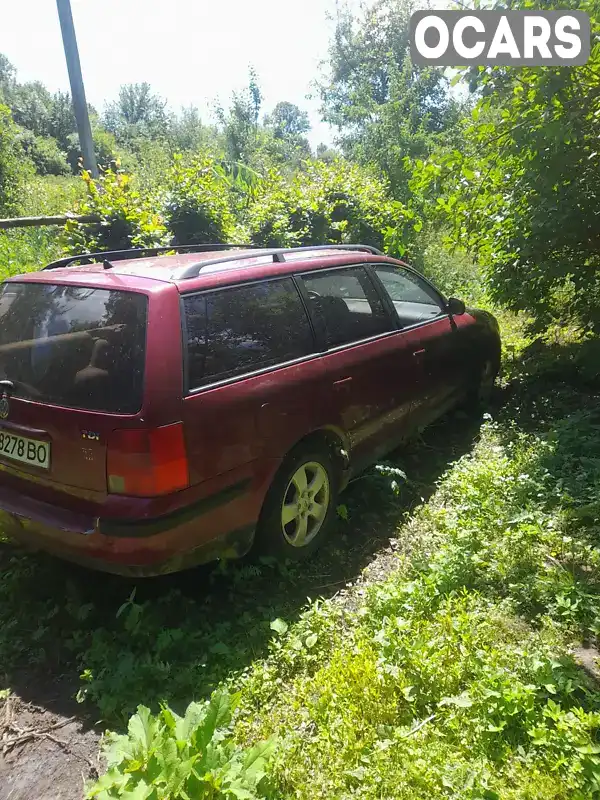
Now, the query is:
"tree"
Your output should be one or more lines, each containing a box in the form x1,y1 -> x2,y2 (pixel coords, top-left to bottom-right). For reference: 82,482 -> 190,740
0,54 -> 15,100
9,81 -> 54,138
412,0 -> 600,331
104,83 -> 170,145
0,56 -> 81,170
170,106 -> 209,152
17,130 -> 69,176
316,143 -> 339,163
215,68 -> 262,162
319,0 -> 456,198
48,90 -> 77,151
0,104 -> 34,215
264,102 -> 310,139
162,153 -> 236,245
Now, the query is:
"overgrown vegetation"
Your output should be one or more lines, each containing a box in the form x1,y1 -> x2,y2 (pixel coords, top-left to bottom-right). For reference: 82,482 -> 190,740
88,690 -> 275,800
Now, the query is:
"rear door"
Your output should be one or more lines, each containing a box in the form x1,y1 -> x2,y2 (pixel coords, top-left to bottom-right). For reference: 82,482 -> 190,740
0,281 -> 148,497
297,265 -> 417,467
181,276 -> 321,486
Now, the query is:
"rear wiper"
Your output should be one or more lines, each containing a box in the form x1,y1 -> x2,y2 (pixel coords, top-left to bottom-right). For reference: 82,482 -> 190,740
0,378 -> 41,399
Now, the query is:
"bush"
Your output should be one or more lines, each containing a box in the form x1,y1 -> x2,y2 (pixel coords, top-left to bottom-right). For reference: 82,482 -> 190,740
17,130 -> 69,176
162,154 -> 236,245
65,129 -> 125,175
0,227 -> 61,278
408,224 -> 484,303
0,103 -> 34,215
62,169 -> 168,254
87,689 -> 275,800
20,174 -> 85,216
246,159 -> 407,250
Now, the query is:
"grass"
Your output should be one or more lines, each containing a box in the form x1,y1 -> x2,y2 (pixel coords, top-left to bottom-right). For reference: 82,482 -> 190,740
0,226 -> 62,278
1,314 -> 600,799
233,399 -> 600,799
0,174 -> 84,279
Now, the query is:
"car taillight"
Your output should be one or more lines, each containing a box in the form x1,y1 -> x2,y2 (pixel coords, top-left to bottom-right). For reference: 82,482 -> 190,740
107,423 -> 189,497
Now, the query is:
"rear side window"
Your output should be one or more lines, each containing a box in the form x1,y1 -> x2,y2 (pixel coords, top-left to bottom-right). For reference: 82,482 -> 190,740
184,278 -> 313,389
373,265 -> 444,328
300,266 -> 391,348
0,283 -> 147,413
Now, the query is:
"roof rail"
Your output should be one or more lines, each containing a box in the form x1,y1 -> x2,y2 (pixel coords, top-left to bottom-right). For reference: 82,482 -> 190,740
43,243 -> 255,271
177,244 -> 384,279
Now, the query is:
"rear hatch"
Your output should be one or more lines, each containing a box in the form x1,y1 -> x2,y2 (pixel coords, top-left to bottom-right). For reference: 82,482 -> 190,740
0,281 -> 148,498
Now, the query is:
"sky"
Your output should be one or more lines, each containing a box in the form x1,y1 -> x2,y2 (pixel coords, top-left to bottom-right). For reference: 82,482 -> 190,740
0,0 -> 351,148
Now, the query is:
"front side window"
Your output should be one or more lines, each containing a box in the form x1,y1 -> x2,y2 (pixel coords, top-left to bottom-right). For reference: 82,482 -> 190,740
300,267 -> 391,348
184,278 -> 313,388
373,265 -> 444,328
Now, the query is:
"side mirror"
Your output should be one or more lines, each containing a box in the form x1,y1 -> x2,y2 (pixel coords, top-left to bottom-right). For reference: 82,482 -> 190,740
446,297 -> 466,316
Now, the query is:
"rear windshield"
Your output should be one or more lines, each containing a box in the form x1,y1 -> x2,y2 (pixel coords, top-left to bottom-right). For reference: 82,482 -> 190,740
0,283 -> 147,414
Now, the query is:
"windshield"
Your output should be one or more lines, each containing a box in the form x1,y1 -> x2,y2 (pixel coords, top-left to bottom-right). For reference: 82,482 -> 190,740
0,282 -> 147,414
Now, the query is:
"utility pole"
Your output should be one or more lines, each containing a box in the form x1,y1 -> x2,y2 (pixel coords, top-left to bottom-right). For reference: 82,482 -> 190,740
56,0 -> 98,177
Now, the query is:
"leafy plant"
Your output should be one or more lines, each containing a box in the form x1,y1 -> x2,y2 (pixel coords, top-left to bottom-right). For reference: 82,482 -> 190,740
410,0 -> 600,331
87,689 -> 275,800
0,102 -> 34,215
246,159 -> 408,250
62,168 -> 168,253
162,153 -> 236,245
17,129 -> 69,176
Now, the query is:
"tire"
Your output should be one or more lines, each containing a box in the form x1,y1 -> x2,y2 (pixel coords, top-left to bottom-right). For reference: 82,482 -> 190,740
255,442 -> 339,560
464,352 -> 500,411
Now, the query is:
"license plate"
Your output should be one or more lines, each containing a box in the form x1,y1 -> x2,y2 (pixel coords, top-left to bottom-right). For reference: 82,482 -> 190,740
0,429 -> 50,469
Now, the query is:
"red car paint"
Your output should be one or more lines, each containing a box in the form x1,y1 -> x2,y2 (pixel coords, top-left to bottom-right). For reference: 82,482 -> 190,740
0,248 -> 500,575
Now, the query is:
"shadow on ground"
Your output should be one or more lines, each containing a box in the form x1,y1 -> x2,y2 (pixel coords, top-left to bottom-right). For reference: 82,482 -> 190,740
0,403 -> 488,739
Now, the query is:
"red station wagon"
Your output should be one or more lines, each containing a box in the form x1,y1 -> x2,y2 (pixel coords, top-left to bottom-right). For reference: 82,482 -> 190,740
0,244 -> 500,575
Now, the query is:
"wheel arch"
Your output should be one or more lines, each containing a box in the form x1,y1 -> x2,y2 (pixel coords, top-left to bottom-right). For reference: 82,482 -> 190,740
288,425 -> 350,488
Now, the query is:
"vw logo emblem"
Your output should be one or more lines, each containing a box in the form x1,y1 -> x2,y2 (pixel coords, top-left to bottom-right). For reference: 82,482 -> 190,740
0,395 -> 9,420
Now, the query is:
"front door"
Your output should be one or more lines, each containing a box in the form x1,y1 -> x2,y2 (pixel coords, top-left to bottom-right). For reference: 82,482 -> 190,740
369,263 -> 461,431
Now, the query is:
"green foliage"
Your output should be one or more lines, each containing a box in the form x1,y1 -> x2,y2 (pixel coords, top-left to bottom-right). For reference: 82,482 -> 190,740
0,228 -> 61,278
410,0 -> 600,331
169,106 -> 212,153
1,63 -> 79,154
0,103 -> 34,215
408,224 -> 483,303
20,174 -> 85,216
104,83 -> 170,147
65,128 -> 124,175
216,69 -> 263,164
246,159 -> 407,250
264,102 -> 310,139
319,0 -> 458,198
62,169 -> 168,253
17,130 -> 69,176
8,80 -> 56,139
234,355 -> 600,798
87,690 -> 275,800
162,154 -> 236,244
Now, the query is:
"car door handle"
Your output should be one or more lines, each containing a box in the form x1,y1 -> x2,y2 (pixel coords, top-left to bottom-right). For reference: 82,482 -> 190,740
412,348 -> 426,357
333,377 -> 353,387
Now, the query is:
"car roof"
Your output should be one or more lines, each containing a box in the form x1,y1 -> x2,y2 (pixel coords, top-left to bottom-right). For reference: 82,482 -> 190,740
8,248 -> 404,294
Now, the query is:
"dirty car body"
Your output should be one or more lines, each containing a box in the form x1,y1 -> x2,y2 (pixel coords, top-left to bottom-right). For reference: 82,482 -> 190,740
0,245 -> 501,575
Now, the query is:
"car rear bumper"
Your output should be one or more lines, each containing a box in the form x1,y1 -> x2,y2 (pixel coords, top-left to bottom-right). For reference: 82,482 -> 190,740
0,472 -> 269,576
